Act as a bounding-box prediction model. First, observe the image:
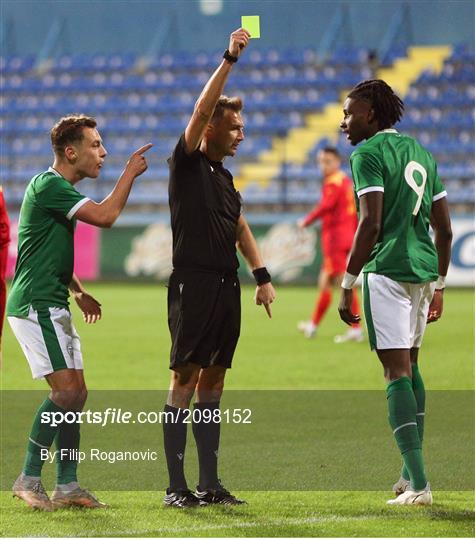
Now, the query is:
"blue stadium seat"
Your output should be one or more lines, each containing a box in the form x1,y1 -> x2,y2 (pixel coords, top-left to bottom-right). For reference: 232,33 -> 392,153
2,45 -> 473,208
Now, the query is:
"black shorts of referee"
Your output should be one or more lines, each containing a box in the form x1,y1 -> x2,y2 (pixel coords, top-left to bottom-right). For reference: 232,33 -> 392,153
167,268 -> 241,370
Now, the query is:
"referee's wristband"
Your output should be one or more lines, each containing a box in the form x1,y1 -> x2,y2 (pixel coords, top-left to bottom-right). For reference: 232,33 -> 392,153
253,267 -> 271,286
435,275 -> 446,290
223,49 -> 238,63
341,271 -> 358,290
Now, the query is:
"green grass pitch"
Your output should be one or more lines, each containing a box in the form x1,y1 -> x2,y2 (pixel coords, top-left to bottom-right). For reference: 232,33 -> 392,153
1,284 -> 474,537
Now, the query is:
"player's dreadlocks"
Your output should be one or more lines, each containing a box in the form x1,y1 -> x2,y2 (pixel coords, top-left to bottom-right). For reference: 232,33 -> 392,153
348,79 -> 404,129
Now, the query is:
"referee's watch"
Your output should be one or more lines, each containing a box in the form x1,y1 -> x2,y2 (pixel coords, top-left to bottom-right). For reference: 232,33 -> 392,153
223,49 -> 238,63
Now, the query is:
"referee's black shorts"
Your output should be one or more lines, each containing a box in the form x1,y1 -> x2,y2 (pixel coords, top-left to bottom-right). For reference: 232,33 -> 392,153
167,268 -> 241,370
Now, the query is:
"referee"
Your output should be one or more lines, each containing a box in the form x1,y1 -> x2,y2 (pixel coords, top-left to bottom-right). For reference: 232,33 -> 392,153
163,27 -> 276,508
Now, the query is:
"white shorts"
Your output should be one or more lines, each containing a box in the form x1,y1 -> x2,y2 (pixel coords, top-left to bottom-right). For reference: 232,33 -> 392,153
362,273 -> 436,351
8,306 -> 83,379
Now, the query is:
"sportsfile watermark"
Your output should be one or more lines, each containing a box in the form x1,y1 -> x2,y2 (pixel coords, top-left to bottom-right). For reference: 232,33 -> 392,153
1,390 -> 473,491
40,407 -> 252,427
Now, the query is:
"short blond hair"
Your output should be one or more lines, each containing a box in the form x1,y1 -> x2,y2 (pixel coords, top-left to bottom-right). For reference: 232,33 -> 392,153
211,95 -> 243,123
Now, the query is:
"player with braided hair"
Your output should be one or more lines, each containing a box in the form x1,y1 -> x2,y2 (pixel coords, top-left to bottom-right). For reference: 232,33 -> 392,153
347,79 -> 404,128
338,79 -> 452,505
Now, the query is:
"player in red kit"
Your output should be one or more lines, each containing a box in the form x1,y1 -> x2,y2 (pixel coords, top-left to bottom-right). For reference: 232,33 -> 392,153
0,186 -> 11,346
298,147 -> 363,342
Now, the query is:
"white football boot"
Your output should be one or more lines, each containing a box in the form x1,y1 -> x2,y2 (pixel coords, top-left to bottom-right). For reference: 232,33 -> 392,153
387,483 -> 432,505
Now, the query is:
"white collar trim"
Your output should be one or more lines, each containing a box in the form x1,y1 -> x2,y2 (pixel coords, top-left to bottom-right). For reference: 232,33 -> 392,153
48,166 -> 61,177
374,129 -> 398,136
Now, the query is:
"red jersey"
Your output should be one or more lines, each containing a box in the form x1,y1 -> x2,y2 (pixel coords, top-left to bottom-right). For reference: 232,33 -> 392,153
302,170 -> 357,254
0,188 -> 10,249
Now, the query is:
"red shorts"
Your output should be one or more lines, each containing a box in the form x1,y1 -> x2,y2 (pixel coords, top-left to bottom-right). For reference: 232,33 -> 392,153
322,249 -> 349,277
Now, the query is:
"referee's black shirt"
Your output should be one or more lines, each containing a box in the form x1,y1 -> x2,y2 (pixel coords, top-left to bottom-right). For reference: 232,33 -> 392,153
168,134 -> 242,272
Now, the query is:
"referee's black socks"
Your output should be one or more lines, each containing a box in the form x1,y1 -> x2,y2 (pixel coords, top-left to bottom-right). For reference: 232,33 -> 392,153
163,404 -> 188,491
192,401 -> 220,490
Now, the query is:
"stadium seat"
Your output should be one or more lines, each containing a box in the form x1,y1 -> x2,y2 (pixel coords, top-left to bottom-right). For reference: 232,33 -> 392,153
1,45 -> 473,209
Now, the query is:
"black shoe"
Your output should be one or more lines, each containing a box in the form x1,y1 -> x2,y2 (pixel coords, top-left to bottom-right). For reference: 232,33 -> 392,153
164,488 -> 201,508
195,482 -> 246,505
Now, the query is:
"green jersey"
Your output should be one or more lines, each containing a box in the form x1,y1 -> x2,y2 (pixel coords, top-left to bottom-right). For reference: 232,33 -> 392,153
350,129 -> 446,283
7,168 -> 89,316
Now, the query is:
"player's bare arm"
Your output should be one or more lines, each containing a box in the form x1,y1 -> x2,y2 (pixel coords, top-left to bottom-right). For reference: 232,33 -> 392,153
184,28 -> 250,154
75,143 -> 152,228
427,196 -> 453,323
69,273 -> 102,324
235,214 -> 276,318
338,191 -> 383,325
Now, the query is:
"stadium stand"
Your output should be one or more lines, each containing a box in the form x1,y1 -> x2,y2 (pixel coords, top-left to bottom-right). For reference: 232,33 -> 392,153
1,44 -> 474,211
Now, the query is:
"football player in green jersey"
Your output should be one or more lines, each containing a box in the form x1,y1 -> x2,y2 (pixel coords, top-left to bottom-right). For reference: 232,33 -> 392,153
338,80 -> 452,505
8,115 -> 152,510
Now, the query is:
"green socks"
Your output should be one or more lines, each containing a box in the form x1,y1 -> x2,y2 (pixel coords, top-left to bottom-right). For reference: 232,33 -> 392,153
56,420 -> 81,484
23,397 -> 65,477
23,397 -> 81,484
401,363 -> 425,481
387,376 -> 427,490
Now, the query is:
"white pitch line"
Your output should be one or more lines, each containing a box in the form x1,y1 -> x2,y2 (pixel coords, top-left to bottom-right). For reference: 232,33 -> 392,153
96,514 -> 373,537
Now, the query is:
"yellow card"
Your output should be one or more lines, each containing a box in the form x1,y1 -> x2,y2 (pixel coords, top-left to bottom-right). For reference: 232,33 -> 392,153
241,15 -> 260,38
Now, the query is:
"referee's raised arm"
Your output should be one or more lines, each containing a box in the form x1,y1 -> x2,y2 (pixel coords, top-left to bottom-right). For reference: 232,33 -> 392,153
183,28 -> 250,155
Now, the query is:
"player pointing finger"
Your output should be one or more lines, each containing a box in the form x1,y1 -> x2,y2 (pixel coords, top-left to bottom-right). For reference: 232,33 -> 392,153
125,143 -> 153,177
134,143 -> 153,155
7,115 -> 154,511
